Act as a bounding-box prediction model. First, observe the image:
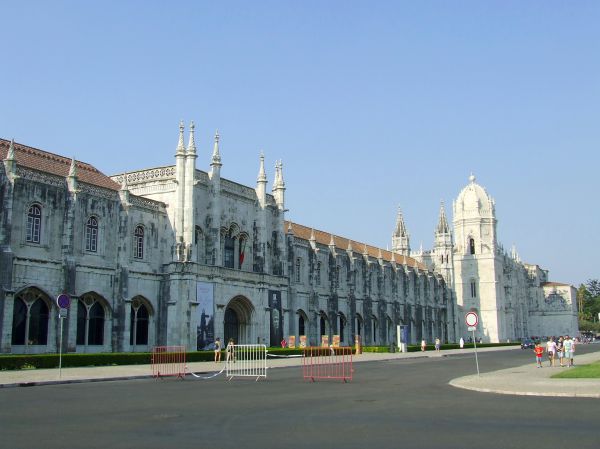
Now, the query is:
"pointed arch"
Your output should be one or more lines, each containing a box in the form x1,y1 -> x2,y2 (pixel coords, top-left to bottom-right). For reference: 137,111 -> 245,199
224,296 -> 255,344
297,309 -> 308,337
11,287 -> 51,346
76,292 -> 111,347
130,296 -> 154,347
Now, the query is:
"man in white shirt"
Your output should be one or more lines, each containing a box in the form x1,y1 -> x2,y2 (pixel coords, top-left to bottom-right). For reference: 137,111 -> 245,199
545,337 -> 557,367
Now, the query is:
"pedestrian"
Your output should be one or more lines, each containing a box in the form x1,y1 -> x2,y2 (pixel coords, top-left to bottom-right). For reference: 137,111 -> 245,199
562,335 -> 573,367
214,337 -> 222,363
459,337 -> 464,349
545,337 -> 556,367
226,338 -> 235,363
533,341 -> 544,368
421,339 -> 427,352
570,337 -> 576,366
435,337 -> 441,352
556,337 -> 565,367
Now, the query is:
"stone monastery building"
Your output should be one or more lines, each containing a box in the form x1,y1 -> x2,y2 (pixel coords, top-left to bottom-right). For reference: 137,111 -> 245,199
0,125 -> 578,354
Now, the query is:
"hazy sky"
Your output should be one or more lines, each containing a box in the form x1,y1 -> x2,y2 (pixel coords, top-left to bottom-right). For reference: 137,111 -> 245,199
2,1 -> 598,286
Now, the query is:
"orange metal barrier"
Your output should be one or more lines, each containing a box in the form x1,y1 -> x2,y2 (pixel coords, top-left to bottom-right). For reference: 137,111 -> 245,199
151,346 -> 186,379
302,346 -> 353,382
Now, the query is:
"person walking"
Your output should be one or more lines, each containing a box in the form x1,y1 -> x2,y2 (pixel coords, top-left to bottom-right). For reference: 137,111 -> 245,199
214,337 -> 222,363
534,341 -> 544,368
459,337 -> 464,349
434,337 -> 441,352
563,335 -> 573,367
556,337 -> 565,367
226,338 -> 236,363
421,339 -> 427,352
546,337 -> 556,367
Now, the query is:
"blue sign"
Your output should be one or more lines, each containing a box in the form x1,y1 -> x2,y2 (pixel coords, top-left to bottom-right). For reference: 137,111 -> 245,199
56,294 -> 71,309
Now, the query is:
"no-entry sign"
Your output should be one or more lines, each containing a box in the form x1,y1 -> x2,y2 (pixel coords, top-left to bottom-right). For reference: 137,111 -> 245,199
465,312 -> 478,327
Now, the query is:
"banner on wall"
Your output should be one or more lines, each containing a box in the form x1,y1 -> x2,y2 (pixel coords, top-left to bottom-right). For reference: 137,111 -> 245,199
288,335 -> 296,349
269,290 -> 283,346
321,335 -> 329,347
299,335 -> 307,348
332,335 -> 340,348
196,282 -> 215,351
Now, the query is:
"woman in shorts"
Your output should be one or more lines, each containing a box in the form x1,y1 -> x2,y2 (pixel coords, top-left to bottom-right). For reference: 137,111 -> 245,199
556,337 -> 565,367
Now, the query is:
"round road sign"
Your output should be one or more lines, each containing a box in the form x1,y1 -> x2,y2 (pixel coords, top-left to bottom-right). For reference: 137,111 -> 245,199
465,312 -> 478,327
56,294 -> 71,309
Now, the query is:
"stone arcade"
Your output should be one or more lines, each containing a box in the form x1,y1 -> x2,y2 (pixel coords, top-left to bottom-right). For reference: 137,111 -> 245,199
0,126 -> 577,354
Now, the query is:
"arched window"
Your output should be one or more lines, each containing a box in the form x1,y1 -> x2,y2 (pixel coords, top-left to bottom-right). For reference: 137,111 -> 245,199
223,234 -> 235,268
11,289 -> 49,345
26,204 -> 42,243
356,313 -> 363,337
298,313 -> 305,336
76,294 -> 106,346
85,217 -> 98,252
320,313 -> 327,336
130,298 -> 149,346
470,280 -> 477,298
469,238 -> 476,255
134,226 -> 144,259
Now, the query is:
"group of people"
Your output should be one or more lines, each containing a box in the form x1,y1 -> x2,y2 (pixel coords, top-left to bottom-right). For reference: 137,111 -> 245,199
213,337 -> 236,363
533,335 -> 576,368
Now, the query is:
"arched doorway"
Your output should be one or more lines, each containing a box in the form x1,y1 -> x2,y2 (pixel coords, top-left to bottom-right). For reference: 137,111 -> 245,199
224,296 -> 254,344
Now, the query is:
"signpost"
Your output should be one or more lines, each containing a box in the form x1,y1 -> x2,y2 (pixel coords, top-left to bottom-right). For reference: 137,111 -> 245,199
465,312 -> 480,377
56,294 -> 71,379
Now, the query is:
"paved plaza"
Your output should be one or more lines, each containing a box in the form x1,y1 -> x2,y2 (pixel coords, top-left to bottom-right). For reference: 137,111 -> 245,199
0,346 -> 599,449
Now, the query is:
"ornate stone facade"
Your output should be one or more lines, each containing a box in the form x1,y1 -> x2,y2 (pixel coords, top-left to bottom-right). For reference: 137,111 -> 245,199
0,129 -> 576,354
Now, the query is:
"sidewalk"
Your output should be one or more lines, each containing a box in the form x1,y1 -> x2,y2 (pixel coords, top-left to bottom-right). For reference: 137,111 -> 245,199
1,346 -> 599,398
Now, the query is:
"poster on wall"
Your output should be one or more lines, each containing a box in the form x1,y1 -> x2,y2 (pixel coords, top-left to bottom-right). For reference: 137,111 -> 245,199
321,335 -> 329,347
332,335 -> 340,348
288,335 -> 296,349
299,335 -> 307,348
269,290 -> 283,346
196,282 -> 215,351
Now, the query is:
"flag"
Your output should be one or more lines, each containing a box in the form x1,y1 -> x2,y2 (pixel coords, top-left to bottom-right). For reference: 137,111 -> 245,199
239,238 -> 246,266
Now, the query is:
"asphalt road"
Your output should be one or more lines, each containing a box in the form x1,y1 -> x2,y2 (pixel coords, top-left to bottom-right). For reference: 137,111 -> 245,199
1,346 -> 598,449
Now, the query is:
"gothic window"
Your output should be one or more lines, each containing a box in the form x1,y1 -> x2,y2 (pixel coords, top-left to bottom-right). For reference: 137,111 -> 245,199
316,262 -> 321,285
76,294 -> 106,346
224,234 -> 235,268
298,309 -> 307,336
320,312 -> 327,336
295,258 -> 301,283
130,298 -> 149,346
26,204 -> 42,243
11,288 -> 49,345
134,225 -> 144,259
470,280 -> 477,298
469,238 -> 476,255
85,216 -> 98,252
356,313 -> 363,338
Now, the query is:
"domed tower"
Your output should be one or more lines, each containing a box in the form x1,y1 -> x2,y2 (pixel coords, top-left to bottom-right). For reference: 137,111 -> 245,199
452,174 -> 503,342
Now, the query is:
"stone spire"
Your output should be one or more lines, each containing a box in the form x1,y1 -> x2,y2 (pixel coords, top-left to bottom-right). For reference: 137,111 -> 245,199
4,139 -> 17,178
257,152 -> 267,183
272,160 -> 285,210
391,207 -> 410,256
176,120 -> 185,155
436,201 -> 450,234
211,130 -> 222,167
67,157 -> 79,193
186,121 -> 196,155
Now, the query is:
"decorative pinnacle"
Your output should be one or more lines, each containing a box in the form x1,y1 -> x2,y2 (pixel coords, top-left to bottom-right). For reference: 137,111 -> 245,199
176,120 -> 185,155
211,129 -> 222,166
68,157 -> 77,177
187,121 -> 196,154
469,173 -> 476,183
7,139 -> 16,160
257,152 -> 267,182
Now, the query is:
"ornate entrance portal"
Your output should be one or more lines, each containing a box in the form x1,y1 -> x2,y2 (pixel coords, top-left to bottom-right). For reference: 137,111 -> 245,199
223,296 -> 254,344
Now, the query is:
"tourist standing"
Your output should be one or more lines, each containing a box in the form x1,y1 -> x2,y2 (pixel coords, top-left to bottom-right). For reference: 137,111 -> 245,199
534,341 -> 544,368
226,338 -> 235,363
214,337 -> 222,363
435,338 -> 441,352
459,337 -> 464,349
546,337 -> 556,367
563,336 -> 573,367
556,337 -> 565,367
421,339 -> 427,352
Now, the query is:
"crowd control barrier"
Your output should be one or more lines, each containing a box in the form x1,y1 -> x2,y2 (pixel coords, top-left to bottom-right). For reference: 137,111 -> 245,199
151,346 -> 186,379
303,346 -> 353,382
226,344 -> 268,381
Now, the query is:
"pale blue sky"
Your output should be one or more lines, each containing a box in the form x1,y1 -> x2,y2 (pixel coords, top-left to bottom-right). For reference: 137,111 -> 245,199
2,1 -> 598,286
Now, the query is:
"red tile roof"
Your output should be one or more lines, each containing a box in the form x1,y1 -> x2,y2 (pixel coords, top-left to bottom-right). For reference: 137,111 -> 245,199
0,138 -> 121,191
285,221 -> 428,271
